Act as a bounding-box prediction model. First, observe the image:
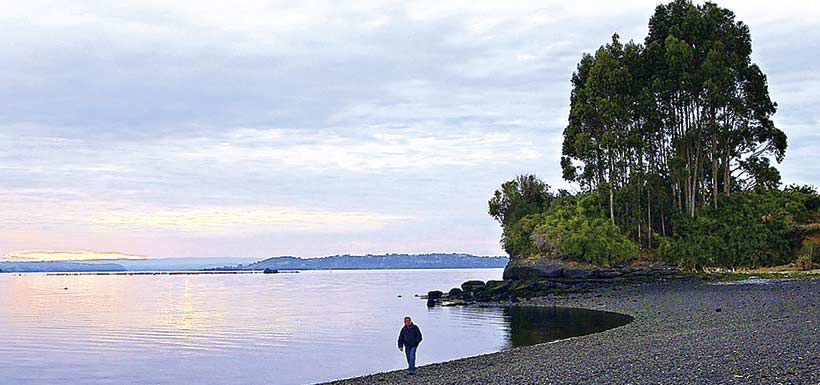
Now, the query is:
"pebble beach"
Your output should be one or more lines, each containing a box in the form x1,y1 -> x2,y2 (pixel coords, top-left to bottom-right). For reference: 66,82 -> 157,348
330,278 -> 820,384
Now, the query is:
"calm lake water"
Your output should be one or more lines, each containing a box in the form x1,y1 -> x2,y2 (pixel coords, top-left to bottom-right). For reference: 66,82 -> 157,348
0,269 -> 631,384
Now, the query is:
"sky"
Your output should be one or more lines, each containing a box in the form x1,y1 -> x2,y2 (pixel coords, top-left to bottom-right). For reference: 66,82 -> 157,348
1,0 -> 819,259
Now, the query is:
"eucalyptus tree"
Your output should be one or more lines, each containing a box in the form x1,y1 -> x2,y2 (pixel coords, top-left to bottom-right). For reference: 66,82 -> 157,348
644,0 -> 786,213
563,34 -> 636,226
562,0 -> 786,245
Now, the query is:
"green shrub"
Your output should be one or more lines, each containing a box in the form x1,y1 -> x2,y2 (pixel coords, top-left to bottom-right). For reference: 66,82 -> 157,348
658,189 -> 818,269
490,175 -> 554,258
526,194 -> 639,266
796,255 -> 814,271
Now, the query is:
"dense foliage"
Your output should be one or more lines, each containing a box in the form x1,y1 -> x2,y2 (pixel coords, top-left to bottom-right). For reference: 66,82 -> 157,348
489,175 -> 554,257
496,192 -> 639,266
490,0 -> 819,269
658,186 -> 818,268
530,195 -> 639,266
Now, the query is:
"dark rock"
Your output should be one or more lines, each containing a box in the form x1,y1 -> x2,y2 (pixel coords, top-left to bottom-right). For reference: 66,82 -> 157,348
535,280 -> 556,290
553,282 -> 570,289
426,298 -> 436,307
503,259 -> 565,280
474,292 -> 492,302
484,280 -> 508,293
427,290 -> 443,300
562,268 -> 597,280
448,288 -> 463,297
594,269 -> 623,279
510,280 -> 538,298
461,280 -> 486,293
263,268 -> 278,274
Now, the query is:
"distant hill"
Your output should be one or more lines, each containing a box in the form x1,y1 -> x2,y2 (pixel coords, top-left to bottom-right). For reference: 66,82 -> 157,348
0,261 -> 126,273
233,253 -> 508,270
83,257 -> 261,271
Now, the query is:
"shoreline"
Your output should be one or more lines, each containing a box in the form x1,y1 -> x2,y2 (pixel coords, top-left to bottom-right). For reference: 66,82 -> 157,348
329,277 -> 820,384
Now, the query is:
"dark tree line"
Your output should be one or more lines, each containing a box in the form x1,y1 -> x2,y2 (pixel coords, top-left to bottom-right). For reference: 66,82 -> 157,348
561,0 -> 787,247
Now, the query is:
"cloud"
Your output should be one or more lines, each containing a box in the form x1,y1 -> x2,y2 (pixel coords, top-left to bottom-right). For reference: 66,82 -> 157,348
89,206 -> 411,233
2,250 -> 148,262
175,127 -> 541,172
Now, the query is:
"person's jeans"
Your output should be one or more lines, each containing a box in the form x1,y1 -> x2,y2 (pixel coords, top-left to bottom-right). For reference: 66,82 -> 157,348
404,345 -> 417,372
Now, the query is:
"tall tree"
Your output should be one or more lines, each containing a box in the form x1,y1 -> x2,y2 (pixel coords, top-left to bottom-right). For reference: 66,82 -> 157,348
562,0 -> 787,245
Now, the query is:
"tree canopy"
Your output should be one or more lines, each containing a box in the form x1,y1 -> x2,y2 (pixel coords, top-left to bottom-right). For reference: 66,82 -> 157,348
562,0 -> 787,247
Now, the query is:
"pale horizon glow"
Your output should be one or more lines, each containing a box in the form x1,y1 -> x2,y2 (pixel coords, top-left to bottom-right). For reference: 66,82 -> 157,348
1,0 -> 818,258
2,250 -> 149,262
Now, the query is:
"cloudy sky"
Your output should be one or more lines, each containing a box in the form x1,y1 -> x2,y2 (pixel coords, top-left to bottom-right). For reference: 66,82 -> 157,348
1,0 -> 818,259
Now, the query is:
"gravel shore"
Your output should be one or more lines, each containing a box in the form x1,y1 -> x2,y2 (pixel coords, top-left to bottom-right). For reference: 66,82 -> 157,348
329,278 -> 820,385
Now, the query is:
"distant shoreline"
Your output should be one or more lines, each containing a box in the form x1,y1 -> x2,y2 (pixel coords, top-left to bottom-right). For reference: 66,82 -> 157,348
43,270 -> 267,276
235,253 -> 508,271
1,253 -> 507,273
0,267 -> 506,275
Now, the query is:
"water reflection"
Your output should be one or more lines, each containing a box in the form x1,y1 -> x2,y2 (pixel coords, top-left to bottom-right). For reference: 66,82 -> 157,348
503,306 -> 634,349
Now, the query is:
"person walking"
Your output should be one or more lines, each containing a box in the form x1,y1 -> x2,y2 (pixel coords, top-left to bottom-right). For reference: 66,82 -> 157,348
397,316 -> 422,374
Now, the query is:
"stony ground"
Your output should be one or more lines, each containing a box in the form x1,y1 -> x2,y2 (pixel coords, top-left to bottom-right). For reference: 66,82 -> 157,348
328,278 -> 820,385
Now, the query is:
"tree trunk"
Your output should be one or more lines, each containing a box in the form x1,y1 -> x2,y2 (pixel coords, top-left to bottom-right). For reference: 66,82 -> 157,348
712,130 -> 718,208
609,151 -> 615,226
647,187 -> 652,247
609,182 -> 615,226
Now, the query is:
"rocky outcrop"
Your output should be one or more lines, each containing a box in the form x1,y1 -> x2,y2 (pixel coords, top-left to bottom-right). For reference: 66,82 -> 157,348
427,260 -> 684,306
503,258 -> 677,281
503,259 -> 566,280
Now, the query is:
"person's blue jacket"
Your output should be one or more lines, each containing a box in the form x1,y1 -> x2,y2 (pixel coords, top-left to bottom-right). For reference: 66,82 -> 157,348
398,324 -> 423,348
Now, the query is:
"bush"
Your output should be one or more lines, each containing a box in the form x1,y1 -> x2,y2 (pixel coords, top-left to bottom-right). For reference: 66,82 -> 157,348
526,194 -> 639,266
796,255 -> 814,271
659,189 -> 818,269
490,175 -> 820,269
490,175 -> 554,258
500,219 -> 540,259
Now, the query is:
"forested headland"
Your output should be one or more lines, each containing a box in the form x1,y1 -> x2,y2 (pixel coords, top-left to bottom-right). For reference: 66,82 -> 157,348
491,0 -> 819,270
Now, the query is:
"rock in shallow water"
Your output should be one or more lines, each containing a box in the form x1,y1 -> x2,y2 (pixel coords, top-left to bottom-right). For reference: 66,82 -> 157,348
461,280 -> 486,293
